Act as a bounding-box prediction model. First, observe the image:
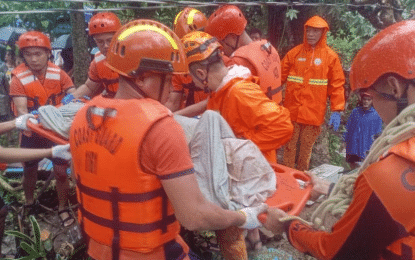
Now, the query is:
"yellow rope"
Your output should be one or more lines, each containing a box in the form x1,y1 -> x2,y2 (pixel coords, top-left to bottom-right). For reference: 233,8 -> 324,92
311,104 -> 415,230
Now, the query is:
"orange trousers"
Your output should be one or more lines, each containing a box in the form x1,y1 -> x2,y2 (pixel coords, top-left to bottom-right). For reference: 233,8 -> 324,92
215,226 -> 247,260
282,121 -> 321,171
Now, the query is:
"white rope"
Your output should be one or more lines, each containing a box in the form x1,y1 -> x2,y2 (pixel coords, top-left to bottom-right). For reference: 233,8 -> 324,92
311,103 -> 415,230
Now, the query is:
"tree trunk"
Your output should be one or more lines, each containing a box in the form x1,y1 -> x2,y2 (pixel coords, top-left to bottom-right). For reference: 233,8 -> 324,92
70,2 -> 90,87
268,5 -> 287,54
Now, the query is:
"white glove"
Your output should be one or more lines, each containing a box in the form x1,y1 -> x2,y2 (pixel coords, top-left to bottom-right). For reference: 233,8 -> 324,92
51,144 -> 71,161
238,203 -> 268,229
15,114 -> 38,131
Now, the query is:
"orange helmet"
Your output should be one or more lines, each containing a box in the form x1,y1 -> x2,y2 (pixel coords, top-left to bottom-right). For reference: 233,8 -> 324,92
182,31 -> 222,65
88,12 -> 121,36
17,31 -> 51,51
105,19 -> 188,77
173,7 -> 207,38
350,20 -> 415,91
205,5 -> 247,41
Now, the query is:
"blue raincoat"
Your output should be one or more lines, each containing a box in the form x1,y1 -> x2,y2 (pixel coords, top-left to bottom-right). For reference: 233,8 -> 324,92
343,106 -> 383,159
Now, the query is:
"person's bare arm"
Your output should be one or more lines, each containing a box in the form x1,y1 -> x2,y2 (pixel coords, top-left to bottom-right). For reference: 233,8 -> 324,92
72,79 -> 102,98
0,146 -> 52,163
174,99 -> 208,117
161,173 -> 245,231
12,96 -> 28,116
164,92 -> 183,112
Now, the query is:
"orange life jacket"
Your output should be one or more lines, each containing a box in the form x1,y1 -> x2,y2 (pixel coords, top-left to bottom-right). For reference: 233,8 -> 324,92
70,96 -> 180,257
94,52 -> 119,98
12,62 -> 65,112
232,40 -> 282,104
363,138 -> 415,259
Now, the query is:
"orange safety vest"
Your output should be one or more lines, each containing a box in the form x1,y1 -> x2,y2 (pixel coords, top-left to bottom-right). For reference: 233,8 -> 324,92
232,40 -> 282,104
363,139 -> 415,259
70,96 -> 180,257
12,62 -> 65,112
94,52 -> 119,98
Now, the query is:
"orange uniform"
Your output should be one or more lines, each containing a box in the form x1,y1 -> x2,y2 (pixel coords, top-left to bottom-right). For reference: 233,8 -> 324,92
172,74 -> 209,109
9,62 -> 74,112
88,51 -> 119,98
281,16 -> 345,126
70,96 -> 195,260
229,39 -> 283,104
284,137 -> 415,259
207,65 -> 293,163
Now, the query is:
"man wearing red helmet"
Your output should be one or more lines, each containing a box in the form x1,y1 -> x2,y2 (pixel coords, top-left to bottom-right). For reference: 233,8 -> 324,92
64,12 -> 121,102
281,16 -> 345,172
69,20 -> 267,260
164,7 -> 210,114
264,20 -> 415,260
9,31 -> 75,226
205,5 -> 283,105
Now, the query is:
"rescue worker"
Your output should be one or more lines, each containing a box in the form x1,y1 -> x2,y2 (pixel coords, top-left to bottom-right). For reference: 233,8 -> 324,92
264,20 -> 415,260
63,12 -> 121,102
182,31 -> 293,255
281,16 -> 345,172
0,113 -> 71,258
164,7 -> 209,114
69,19 -> 267,260
9,31 -> 75,226
205,4 -> 283,104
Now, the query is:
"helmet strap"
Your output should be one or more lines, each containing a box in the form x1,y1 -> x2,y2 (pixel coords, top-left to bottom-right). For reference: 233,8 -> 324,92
157,74 -> 167,103
125,77 -> 149,99
397,83 -> 409,114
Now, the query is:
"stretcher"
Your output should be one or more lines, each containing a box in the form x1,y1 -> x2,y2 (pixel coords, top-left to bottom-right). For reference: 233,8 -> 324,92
27,120 -> 68,145
258,163 -> 313,223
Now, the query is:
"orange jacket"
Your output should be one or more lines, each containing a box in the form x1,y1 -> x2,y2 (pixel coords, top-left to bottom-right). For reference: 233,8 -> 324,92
231,40 -> 283,104
207,68 -> 293,163
70,96 -> 180,254
12,62 -> 66,112
285,137 -> 415,259
91,51 -> 119,98
172,74 -> 209,109
281,16 -> 345,126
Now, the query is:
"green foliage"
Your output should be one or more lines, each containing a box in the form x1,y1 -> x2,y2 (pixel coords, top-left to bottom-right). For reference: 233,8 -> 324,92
5,215 -> 49,260
286,9 -> 300,20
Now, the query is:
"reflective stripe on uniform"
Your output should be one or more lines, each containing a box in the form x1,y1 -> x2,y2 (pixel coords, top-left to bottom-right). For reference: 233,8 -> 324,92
309,78 -> 328,86
287,75 -> 304,83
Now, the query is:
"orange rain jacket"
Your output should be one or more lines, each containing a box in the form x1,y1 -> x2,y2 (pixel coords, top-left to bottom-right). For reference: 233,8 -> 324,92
284,137 -> 415,259
281,16 -> 345,126
207,66 -> 293,163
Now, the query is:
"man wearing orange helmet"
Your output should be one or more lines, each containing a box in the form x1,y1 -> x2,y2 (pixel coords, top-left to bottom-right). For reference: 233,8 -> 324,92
182,31 -> 293,254
69,20 -> 267,260
64,12 -> 121,102
164,7 -> 210,114
281,16 -> 345,172
9,31 -> 75,226
205,4 -> 283,105
264,20 -> 415,260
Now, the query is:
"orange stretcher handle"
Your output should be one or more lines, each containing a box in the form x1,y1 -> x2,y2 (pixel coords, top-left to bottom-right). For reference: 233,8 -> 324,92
258,163 -> 313,223
27,120 -> 68,145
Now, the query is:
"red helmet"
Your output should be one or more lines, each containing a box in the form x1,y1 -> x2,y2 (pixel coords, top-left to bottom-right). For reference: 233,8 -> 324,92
88,12 -> 121,36
182,31 -> 222,65
173,7 -> 207,39
17,31 -> 51,51
350,20 -> 415,91
205,5 -> 247,41
105,19 -> 188,77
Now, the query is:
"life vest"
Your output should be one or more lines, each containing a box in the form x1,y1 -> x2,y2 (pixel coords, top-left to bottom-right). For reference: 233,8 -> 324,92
12,62 -> 65,113
94,51 -> 119,98
363,140 -> 415,259
70,96 -> 180,257
232,40 -> 282,104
